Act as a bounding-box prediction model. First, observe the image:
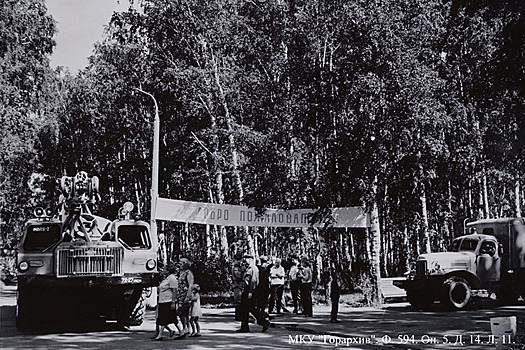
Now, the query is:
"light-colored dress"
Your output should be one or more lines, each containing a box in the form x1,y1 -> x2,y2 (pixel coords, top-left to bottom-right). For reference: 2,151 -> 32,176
156,274 -> 177,325
190,290 -> 202,317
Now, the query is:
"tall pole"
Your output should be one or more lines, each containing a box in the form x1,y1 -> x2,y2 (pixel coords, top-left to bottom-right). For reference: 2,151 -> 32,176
136,88 -> 165,266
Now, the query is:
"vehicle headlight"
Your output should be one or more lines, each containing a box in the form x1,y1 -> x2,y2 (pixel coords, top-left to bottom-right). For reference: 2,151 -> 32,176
146,259 -> 156,271
34,207 -> 45,217
429,261 -> 442,274
123,202 -> 134,213
18,261 -> 29,272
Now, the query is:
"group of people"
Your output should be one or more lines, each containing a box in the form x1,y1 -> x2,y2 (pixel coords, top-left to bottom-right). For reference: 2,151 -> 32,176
231,253 -> 316,332
151,252 -> 341,339
288,254 -> 314,317
152,257 -> 202,341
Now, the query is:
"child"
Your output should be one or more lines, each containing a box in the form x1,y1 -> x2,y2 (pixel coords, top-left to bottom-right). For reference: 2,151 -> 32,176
189,283 -> 202,337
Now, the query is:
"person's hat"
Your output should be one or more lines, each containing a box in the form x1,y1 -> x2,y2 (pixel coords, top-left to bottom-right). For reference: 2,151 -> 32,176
259,255 -> 268,262
243,253 -> 254,259
180,257 -> 192,267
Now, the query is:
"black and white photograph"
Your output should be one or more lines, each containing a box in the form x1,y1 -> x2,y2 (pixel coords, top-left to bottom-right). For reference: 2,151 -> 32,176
1,0 -> 524,349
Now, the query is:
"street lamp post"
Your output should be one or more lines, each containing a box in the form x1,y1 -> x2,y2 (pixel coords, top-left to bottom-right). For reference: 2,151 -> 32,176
135,88 -> 165,266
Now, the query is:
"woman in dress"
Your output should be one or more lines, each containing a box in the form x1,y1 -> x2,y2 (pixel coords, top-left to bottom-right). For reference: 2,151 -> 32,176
152,265 -> 178,341
175,257 -> 194,339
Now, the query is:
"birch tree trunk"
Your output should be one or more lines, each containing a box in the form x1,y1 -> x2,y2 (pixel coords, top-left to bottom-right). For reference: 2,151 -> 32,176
215,170 -> 229,259
368,178 -> 383,305
347,231 -> 354,265
381,226 -> 388,277
467,184 -> 472,219
184,222 -> 190,251
515,177 -> 521,217
134,179 -> 142,214
478,178 -> 485,219
211,50 -> 251,256
402,226 -> 410,273
420,183 -> 431,254
483,171 -> 490,218
253,229 -> 259,257
199,90 -> 229,259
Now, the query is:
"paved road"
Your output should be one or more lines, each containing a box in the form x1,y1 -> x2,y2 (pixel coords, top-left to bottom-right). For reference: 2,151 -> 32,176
2,281 -> 525,350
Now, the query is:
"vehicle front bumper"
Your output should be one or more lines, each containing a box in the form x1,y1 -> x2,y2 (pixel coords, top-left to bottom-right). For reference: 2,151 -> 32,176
17,272 -> 160,288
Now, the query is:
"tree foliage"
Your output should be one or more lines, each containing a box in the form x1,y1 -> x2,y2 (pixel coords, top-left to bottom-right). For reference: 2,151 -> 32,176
0,0 -> 57,248
1,0 -> 524,302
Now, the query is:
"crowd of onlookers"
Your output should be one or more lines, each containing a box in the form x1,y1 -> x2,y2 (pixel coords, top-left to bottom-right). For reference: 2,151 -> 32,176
151,253 -> 342,339
231,252 -> 342,332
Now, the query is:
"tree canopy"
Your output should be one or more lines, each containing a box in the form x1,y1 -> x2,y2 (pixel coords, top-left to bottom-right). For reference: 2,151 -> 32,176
1,0 -> 524,302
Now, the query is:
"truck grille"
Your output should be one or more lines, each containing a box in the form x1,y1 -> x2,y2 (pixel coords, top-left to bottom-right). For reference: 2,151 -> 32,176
56,246 -> 123,277
415,260 -> 427,279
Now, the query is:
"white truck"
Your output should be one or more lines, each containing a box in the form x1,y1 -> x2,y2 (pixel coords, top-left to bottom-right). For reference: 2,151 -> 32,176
16,171 -> 159,329
394,217 -> 525,310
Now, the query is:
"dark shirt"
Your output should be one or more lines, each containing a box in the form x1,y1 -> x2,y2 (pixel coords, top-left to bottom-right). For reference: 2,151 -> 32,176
257,264 -> 270,290
330,278 -> 340,299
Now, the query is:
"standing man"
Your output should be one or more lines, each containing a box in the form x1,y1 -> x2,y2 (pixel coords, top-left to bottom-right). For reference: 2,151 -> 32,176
298,257 -> 313,317
329,266 -> 341,323
268,258 -> 285,314
231,253 -> 246,321
237,253 -> 269,333
288,254 -> 301,314
255,256 -> 270,317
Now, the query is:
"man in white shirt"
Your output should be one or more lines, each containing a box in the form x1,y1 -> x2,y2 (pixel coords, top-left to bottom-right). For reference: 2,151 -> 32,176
268,257 -> 285,314
288,254 -> 301,313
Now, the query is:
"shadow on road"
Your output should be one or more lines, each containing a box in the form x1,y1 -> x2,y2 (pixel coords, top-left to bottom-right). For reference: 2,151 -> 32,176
3,288 -> 525,350
1,306 -> 301,350
0,305 -> 137,337
278,301 -> 525,349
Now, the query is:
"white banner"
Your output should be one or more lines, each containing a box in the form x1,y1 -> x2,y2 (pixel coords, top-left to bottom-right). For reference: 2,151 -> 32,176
155,197 -> 370,228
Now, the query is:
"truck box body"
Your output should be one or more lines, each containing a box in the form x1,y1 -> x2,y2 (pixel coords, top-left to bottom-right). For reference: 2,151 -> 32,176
467,217 -> 525,270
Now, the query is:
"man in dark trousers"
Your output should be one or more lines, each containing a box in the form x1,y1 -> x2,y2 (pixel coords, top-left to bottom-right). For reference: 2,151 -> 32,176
237,254 -> 269,333
255,256 -> 270,318
329,266 -> 341,323
231,253 -> 246,321
297,257 -> 313,317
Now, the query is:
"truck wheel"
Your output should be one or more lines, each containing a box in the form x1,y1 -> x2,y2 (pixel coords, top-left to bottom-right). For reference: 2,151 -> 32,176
126,290 -> 146,326
16,287 -> 34,330
117,288 -> 145,327
406,290 -> 434,310
441,277 -> 471,310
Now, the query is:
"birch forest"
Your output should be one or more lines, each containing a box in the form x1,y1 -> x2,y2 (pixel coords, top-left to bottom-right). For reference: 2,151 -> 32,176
1,0 -> 524,303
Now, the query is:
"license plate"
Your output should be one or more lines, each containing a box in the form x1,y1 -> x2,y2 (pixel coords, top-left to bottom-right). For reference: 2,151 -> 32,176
121,277 -> 142,284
